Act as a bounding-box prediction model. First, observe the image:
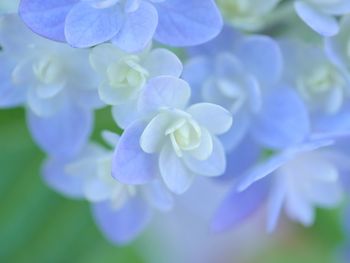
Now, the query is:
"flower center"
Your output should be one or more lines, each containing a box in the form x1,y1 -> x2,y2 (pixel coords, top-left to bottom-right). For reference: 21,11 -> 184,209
298,64 -> 345,97
217,0 -> 250,17
217,79 -> 246,113
166,117 -> 202,157
107,55 -> 149,92
32,56 -> 65,85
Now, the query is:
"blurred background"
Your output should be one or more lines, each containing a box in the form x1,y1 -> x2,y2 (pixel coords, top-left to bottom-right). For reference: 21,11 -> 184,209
0,107 -> 346,263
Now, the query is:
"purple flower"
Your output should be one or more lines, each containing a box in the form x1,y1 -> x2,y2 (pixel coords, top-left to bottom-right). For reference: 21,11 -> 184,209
19,0 -> 223,52
0,15 -> 101,157
212,136 -> 348,233
112,76 -> 232,194
184,29 -> 310,151
43,131 -> 173,244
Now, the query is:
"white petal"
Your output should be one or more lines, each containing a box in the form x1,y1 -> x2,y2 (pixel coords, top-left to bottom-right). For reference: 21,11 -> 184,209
187,103 -> 233,135
98,81 -> 135,105
138,76 -> 191,115
35,83 -> 65,99
89,43 -> 124,75
294,1 -> 339,37
306,181 -> 343,207
159,143 -> 195,194
140,112 -> 174,153
143,48 -> 183,78
183,137 -> 226,177
27,86 -> 65,117
189,127 -> 213,160
267,176 -> 286,232
285,190 -> 315,226
112,99 -> 141,129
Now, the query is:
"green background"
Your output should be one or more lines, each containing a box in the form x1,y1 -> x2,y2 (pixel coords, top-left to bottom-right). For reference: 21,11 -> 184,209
0,108 -> 346,263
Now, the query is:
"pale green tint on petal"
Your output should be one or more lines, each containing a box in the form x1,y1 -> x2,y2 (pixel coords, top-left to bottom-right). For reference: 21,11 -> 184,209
98,55 -> 148,105
188,127 -> 213,161
166,116 -> 202,157
296,62 -> 347,114
98,81 -> 136,105
89,43 -> 125,75
217,0 -> 281,30
32,55 -> 66,85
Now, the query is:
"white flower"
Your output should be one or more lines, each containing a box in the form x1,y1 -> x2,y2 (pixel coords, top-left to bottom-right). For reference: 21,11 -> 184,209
217,0 -> 281,30
297,63 -> 347,113
281,40 -> 349,114
272,149 -> 343,226
113,76 -> 233,194
63,131 -> 173,211
89,43 -> 183,128
0,15 -> 99,117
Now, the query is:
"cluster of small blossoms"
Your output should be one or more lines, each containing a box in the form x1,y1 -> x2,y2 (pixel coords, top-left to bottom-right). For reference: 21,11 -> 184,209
1,0 -> 350,253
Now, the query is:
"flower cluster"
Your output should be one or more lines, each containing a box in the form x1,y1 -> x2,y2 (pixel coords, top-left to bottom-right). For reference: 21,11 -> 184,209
1,0 -> 350,252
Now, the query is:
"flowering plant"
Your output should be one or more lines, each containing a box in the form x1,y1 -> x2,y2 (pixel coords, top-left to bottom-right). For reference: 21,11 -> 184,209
1,1 -> 350,261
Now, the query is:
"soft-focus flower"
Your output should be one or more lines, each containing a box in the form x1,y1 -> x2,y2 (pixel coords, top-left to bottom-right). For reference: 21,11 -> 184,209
2,0 -> 350,252
43,131 -> 173,244
294,0 -> 350,36
89,43 -> 182,128
280,40 -> 349,115
217,0 -> 281,31
184,30 -> 310,151
19,0 -> 223,52
213,137 -> 347,233
0,15 -> 101,157
112,76 -> 233,194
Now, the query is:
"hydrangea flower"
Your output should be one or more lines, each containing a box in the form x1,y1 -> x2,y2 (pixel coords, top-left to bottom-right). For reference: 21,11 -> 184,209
217,0 -> 281,30
19,0 -> 223,52
43,131 -> 173,244
112,76 -> 233,194
89,43 -> 182,128
184,30 -> 310,151
0,15 -> 101,157
280,40 -> 350,115
212,136 -> 346,232
294,0 -> 350,36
